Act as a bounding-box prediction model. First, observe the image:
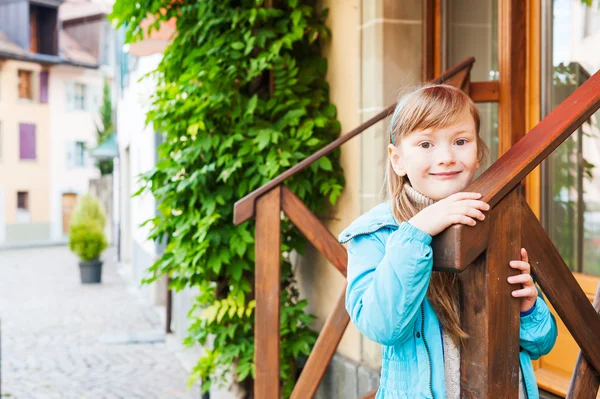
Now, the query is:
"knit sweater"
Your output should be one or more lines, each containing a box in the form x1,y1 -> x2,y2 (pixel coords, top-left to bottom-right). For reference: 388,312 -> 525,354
403,184 -> 527,399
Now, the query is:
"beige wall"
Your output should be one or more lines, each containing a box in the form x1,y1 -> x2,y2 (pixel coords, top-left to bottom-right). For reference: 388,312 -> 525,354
295,0 -> 424,370
0,60 -> 51,224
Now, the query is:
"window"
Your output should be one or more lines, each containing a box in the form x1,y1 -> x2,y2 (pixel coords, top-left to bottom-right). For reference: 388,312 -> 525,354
74,141 -> 85,167
16,191 -> 30,223
543,0 -> 600,277
29,4 -> 58,56
18,70 -> 33,100
19,123 -> 36,160
74,83 -> 86,110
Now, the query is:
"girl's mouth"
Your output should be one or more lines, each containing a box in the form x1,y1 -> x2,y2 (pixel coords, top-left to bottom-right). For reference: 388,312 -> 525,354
430,171 -> 462,179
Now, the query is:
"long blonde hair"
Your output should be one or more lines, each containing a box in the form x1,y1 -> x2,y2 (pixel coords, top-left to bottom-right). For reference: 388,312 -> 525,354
386,84 -> 488,342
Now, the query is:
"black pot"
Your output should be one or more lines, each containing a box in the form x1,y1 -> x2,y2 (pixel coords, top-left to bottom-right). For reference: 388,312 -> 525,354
79,259 -> 103,284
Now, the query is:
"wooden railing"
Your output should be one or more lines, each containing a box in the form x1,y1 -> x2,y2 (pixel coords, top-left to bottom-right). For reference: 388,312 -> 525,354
233,57 -> 600,398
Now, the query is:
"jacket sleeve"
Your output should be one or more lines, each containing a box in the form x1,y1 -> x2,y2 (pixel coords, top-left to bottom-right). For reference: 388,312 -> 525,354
345,222 -> 433,346
519,296 -> 558,360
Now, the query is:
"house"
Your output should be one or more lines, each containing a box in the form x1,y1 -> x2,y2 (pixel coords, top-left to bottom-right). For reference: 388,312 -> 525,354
115,0 -> 600,398
0,0 -> 115,246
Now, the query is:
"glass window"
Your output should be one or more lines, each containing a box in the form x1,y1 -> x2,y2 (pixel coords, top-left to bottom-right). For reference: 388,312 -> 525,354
446,0 -> 499,172
18,70 -> 33,100
74,141 -> 85,167
74,83 -> 86,110
543,0 -> 600,277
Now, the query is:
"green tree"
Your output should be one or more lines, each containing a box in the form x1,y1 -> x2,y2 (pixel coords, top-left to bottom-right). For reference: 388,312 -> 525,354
109,1 -> 344,396
97,78 -> 114,175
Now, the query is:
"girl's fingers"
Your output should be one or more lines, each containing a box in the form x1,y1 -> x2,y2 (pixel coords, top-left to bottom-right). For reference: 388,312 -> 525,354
449,192 -> 482,201
458,200 -> 491,211
521,248 -> 529,263
507,274 -> 534,285
509,260 -> 531,273
456,206 -> 485,221
449,214 -> 477,226
511,286 -> 538,298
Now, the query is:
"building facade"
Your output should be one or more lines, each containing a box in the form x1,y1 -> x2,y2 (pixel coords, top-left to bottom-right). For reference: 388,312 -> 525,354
0,0 -> 115,247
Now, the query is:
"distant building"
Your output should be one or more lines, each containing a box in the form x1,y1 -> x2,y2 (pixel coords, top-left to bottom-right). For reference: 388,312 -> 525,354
0,0 -> 114,246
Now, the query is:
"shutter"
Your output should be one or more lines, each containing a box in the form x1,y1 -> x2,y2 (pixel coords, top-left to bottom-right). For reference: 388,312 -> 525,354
39,71 -> 48,103
19,123 -> 36,160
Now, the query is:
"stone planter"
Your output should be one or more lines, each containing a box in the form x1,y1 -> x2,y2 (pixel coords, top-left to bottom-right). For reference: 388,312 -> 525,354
79,259 -> 103,284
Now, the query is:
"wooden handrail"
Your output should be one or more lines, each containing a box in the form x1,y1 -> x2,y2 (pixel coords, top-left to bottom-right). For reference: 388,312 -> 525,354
233,57 -> 476,225
432,70 -> 600,272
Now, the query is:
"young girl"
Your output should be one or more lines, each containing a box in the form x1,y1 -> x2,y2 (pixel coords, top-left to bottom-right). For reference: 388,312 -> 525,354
339,85 -> 557,399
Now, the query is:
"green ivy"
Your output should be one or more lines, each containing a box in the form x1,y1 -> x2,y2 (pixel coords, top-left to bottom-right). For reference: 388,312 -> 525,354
109,1 -> 344,396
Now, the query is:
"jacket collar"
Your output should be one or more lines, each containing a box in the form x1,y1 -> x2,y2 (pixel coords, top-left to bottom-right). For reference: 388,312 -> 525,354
338,202 -> 398,244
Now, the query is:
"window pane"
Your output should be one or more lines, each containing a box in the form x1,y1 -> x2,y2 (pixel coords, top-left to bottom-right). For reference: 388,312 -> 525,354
543,0 -> 600,276
446,0 -> 499,171
18,70 -> 33,100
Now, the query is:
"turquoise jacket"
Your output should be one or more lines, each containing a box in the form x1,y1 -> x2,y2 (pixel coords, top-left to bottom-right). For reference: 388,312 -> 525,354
339,202 -> 558,399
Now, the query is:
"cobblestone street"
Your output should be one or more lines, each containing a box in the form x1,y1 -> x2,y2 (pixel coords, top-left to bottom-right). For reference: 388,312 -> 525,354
0,246 -> 200,399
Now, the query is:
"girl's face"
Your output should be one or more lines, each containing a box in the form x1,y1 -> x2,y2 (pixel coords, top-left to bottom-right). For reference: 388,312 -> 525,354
388,111 -> 480,201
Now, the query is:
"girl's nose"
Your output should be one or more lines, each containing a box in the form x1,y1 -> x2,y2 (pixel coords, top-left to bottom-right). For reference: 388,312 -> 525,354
436,146 -> 456,165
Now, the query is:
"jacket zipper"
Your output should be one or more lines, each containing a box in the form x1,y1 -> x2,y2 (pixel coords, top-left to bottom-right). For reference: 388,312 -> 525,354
421,303 -> 435,399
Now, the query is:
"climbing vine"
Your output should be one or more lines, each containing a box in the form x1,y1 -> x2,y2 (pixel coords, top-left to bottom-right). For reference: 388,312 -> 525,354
109,1 -> 344,396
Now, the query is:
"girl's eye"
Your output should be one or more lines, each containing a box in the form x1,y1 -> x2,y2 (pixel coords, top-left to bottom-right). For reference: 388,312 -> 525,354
419,142 -> 432,149
455,139 -> 467,146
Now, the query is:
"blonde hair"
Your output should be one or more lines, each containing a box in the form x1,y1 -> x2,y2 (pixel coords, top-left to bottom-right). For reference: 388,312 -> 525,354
386,84 -> 488,342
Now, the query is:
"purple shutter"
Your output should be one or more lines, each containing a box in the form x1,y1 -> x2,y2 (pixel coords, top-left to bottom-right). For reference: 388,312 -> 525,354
19,123 -> 36,160
40,71 -> 49,103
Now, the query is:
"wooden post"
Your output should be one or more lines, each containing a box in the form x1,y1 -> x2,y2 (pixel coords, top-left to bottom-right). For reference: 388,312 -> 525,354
498,0 -> 527,156
254,186 -> 281,399
459,188 -> 522,398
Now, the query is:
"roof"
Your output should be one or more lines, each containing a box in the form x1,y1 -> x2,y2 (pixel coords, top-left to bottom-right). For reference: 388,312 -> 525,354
0,27 -> 97,68
60,30 -> 98,65
59,0 -> 112,22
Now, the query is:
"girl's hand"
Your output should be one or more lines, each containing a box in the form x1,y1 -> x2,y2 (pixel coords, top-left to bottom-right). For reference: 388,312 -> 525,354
408,192 -> 490,236
508,248 -> 538,313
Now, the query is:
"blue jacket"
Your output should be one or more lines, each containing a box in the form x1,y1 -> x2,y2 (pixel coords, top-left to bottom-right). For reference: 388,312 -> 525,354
339,202 -> 558,399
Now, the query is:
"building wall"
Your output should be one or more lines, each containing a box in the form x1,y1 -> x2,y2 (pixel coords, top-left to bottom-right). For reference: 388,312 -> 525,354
0,59 -> 52,243
294,0 -> 424,396
48,64 -> 102,241
116,53 -> 166,306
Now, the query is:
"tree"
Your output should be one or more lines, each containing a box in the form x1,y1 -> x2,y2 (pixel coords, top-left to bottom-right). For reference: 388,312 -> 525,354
96,78 -> 114,175
109,1 -> 344,397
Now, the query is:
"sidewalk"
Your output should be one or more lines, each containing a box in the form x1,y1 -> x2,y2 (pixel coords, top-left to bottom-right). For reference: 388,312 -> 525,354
0,246 -> 200,399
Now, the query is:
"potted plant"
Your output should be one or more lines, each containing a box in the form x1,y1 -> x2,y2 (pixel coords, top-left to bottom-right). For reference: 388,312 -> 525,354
68,194 -> 108,284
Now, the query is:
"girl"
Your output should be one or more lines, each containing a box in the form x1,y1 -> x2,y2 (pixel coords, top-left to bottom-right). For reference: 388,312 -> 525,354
339,85 -> 558,399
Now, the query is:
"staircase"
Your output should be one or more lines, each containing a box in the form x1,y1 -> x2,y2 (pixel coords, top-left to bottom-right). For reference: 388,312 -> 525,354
233,57 -> 600,399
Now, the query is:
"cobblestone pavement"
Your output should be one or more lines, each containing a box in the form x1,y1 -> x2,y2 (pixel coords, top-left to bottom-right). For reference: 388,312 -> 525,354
0,246 -> 200,399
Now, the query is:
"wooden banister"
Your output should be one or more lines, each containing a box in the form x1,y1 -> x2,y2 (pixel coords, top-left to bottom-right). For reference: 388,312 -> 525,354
281,185 -> 348,276
567,284 -> 600,399
233,57 -> 476,225
521,199 -> 600,376
433,70 -> 600,272
290,289 -> 350,399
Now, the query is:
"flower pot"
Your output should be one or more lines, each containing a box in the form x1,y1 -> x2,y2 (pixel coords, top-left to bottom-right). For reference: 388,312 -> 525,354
79,259 -> 103,284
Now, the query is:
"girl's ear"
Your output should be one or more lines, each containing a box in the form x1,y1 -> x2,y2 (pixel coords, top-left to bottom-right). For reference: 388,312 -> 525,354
388,144 -> 407,177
